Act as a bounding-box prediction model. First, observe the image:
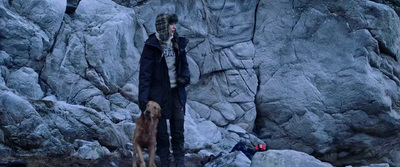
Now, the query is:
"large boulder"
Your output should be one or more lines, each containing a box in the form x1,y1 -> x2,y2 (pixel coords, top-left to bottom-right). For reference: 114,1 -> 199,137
254,0 -> 400,166
1,0 -> 400,166
36,99 -> 131,150
0,91 -> 66,156
251,150 -> 333,167
41,0 -> 139,104
6,67 -> 44,100
204,151 -> 251,167
0,0 -> 66,71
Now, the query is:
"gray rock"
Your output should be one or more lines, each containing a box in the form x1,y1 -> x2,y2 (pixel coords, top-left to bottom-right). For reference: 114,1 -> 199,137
85,68 -> 110,94
0,130 -> 4,144
73,139 -> 110,160
41,0 -> 139,103
184,109 -> 207,150
0,74 -> 5,87
204,151 -> 251,167
36,101 -> 130,150
74,0 -> 139,92
388,148 -> 400,166
251,150 -> 333,167
6,67 -> 44,100
109,93 -> 130,108
0,66 -> 8,90
188,70 -> 257,129
108,103 -> 136,123
349,163 -> 391,167
1,0 -> 400,166
0,0 -> 65,70
86,95 -> 111,112
227,132 -> 241,143
112,0 -> 140,8
187,100 -> 211,120
9,0 -> 66,36
196,120 -> 222,144
0,91 -> 65,155
0,91 -> 42,126
203,0 -> 258,50
210,133 -> 239,154
0,144 -> 12,157
248,133 -> 266,147
254,0 -> 400,165
363,1 -> 400,60
368,164 -> 390,167
0,51 -> 11,66
227,124 -> 247,135
74,88 -> 103,105
119,122 -> 135,142
109,110 -> 127,122
120,83 -> 138,103
126,103 -> 141,120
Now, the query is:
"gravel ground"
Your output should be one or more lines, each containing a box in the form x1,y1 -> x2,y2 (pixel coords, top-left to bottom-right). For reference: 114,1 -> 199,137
0,153 -> 209,167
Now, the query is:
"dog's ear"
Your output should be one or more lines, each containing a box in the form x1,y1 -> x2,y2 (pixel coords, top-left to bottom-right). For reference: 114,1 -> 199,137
151,101 -> 161,118
157,108 -> 162,118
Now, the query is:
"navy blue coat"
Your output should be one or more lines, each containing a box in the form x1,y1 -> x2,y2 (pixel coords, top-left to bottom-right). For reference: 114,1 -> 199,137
138,33 -> 190,119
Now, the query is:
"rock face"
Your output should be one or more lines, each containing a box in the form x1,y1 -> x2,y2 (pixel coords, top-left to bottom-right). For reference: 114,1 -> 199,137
0,0 -> 65,71
204,151 -> 251,167
254,0 -> 400,166
251,150 -> 333,167
1,0 -> 400,166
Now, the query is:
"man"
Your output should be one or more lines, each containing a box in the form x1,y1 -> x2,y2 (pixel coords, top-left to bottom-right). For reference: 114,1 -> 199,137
138,12 -> 190,167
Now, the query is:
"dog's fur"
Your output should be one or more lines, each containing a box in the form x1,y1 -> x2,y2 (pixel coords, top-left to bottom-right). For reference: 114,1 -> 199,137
132,101 -> 161,167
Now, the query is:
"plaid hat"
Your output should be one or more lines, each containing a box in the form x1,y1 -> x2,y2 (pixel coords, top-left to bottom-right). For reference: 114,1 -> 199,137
155,13 -> 179,42
156,13 -> 170,42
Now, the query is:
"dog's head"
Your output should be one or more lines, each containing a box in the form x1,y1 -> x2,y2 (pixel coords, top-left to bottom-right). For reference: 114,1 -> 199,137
144,101 -> 161,119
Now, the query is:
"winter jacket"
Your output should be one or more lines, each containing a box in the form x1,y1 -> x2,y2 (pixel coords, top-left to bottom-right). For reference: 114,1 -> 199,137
138,33 -> 190,119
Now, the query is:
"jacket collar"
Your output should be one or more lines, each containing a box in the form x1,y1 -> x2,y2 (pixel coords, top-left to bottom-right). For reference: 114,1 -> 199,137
145,33 -> 189,51
145,33 -> 163,51
156,32 -> 173,45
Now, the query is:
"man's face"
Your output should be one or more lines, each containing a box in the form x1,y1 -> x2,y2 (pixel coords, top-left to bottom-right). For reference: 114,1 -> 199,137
169,23 -> 176,36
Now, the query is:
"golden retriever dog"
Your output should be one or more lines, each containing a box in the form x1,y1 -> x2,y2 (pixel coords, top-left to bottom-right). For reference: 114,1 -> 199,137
132,101 -> 161,167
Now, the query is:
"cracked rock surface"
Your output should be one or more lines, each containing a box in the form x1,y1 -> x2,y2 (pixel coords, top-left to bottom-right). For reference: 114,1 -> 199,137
1,0 -> 400,166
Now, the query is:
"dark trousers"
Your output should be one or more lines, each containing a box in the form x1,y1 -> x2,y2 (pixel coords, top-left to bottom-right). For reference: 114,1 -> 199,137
156,87 -> 185,161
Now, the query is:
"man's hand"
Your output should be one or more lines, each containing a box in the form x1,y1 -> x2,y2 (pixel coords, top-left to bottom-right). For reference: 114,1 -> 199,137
177,76 -> 190,87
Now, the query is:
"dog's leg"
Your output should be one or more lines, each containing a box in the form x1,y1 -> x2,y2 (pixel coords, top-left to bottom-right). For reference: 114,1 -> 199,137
136,144 -> 146,167
149,144 -> 156,167
132,142 -> 137,167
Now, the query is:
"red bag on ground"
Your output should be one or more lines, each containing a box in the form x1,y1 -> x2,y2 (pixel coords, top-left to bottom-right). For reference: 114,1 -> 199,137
255,143 -> 267,151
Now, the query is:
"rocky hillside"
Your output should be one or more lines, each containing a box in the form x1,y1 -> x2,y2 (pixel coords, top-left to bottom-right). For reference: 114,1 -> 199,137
1,0 -> 400,166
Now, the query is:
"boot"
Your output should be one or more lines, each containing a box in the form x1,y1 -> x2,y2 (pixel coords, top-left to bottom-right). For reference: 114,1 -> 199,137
174,157 -> 184,167
160,158 -> 170,167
